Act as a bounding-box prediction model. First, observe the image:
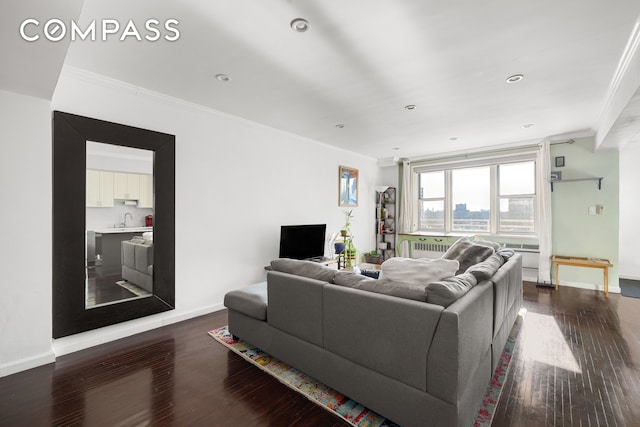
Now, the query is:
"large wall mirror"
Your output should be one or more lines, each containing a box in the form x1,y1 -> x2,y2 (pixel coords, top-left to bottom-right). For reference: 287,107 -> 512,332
53,111 -> 175,338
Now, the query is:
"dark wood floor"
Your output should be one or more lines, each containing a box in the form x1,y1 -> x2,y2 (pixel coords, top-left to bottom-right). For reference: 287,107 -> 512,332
86,274 -> 136,307
1,283 -> 639,426
494,283 -> 640,426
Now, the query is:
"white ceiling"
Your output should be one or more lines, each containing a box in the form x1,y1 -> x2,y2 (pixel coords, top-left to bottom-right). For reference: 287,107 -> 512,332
0,0 -> 84,99
4,0 -> 640,159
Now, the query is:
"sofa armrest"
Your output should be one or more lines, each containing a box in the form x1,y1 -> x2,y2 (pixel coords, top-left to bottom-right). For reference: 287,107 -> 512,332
134,243 -> 153,274
427,280 -> 493,404
121,240 -> 136,269
492,253 -> 522,338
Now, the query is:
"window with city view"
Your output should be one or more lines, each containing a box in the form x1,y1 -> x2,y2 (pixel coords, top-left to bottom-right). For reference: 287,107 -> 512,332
452,166 -> 490,232
418,160 -> 536,235
498,162 -> 535,233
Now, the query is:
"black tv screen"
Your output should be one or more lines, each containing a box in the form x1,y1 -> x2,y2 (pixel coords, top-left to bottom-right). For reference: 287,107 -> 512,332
279,224 -> 326,260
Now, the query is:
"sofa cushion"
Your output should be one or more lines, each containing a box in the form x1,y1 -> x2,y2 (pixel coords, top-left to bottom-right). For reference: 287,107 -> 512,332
466,253 -> 504,281
471,237 -> 501,251
333,271 -> 374,287
223,282 -> 268,320
442,237 -> 494,275
497,247 -> 516,261
333,271 -> 429,302
426,272 -> 478,307
379,257 -> 459,285
270,258 -> 336,282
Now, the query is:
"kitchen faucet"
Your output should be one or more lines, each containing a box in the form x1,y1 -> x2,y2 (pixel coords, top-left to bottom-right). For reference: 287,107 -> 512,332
124,212 -> 133,228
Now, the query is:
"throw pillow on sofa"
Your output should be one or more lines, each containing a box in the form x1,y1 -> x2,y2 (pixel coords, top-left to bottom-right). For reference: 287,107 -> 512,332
465,253 -> 504,281
379,257 -> 459,285
333,271 -> 429,302
471,237 -> 501,251
427,272 -> 478,307
442,237 -> 494,275
270,258 -> 336,282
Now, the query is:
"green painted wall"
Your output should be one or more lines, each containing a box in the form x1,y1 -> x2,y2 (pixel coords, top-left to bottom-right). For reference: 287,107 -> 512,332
551,137 -> 619,290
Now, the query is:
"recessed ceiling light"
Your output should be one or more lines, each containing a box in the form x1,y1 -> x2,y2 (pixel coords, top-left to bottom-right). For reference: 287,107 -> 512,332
506,74 -> 524,83
290,18 -> 310,32
450,137 -> 458,141
523,123 -> 534,128
215,74 -> 231,82
392,147 -> 400,151
335,124 -> 344,129
404,104 -> 416,110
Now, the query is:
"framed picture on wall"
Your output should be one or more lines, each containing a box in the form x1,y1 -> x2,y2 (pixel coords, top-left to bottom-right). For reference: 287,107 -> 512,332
339,165 -> 358,207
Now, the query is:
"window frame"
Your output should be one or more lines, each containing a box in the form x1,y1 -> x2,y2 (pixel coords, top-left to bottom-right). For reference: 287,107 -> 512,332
418,170 -> 447,232
414,154 -> 537,236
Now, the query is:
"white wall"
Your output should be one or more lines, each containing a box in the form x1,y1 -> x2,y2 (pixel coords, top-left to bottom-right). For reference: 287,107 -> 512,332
378,164 -> 399,190
43,68 -> 379,357
0,89 -> 55,376
619,143 -> 640,279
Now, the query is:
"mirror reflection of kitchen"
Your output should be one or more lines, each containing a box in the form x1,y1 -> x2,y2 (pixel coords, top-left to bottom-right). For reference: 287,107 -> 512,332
86,141 -> 154,309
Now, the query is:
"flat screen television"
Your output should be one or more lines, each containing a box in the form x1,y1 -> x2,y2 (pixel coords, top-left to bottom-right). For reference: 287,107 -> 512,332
279,224 -> 326,260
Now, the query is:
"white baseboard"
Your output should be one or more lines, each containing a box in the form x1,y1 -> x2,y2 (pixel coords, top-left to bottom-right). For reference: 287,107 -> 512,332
52,303 -> 225,357
0,350 -> 55,378
619,274 -> 640,281
558,280 -> 621,294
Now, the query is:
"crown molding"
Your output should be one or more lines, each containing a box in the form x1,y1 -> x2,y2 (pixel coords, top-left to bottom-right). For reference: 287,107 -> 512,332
596,15 -> 640,149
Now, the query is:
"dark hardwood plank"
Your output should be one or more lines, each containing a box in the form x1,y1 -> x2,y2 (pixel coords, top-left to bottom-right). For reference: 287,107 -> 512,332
493,282 -> 640,427
1,283 -> 639,426
86,275 -> 137,307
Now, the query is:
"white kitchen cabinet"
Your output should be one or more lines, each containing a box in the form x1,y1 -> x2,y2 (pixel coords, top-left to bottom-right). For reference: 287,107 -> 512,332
113,173 -> 140,200
138,174 -> 153,208
86,170 -> 114,207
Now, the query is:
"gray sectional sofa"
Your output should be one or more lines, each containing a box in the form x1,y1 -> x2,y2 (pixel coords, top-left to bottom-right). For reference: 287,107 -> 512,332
121,237 -> 153,292
224,248 -> 522,427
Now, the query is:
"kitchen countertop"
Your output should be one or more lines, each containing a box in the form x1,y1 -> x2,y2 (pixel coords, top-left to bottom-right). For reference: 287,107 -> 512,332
92,227 -> 153,234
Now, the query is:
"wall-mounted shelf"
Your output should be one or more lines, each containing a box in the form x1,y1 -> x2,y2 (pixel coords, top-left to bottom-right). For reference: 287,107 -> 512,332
550,177 -> 603,192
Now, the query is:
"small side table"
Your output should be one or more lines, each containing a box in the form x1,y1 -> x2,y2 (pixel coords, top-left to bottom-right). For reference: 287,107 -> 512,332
551,256 -> 613,296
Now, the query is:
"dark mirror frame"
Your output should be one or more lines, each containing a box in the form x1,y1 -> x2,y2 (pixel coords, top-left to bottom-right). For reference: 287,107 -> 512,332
53,111 -> 175,339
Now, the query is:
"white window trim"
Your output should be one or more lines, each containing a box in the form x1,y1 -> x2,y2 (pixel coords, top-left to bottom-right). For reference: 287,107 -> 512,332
413,151 -> 537,236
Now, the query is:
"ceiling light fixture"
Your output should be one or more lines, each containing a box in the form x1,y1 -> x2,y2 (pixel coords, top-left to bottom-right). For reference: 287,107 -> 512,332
404,104 -> 416,110
215,74 -> 231,82
506,74 -> 524,83
392,147 -> 400,151
523,123 -> 534,128
450,137 -> 458,141
335,124 -> 344,129
290,18 -> 310,32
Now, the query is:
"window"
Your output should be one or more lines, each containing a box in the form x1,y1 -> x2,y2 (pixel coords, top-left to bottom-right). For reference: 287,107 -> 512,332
452,166 -> 490,232
417,159 -> 536,235
498,162 -> 535,233
418,171 -> 445,230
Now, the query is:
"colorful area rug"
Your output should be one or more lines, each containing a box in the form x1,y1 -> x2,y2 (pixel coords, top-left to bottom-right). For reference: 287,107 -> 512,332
209,308 -> 525,426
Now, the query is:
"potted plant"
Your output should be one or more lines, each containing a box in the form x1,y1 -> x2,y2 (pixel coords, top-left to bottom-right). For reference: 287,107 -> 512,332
340,210 -> 357,266
340,209 -> 354,237
364,250 -> 381,264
